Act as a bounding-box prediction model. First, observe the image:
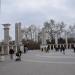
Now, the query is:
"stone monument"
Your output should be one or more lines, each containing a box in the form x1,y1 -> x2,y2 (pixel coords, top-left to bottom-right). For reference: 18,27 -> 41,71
15,22 -> 23,51
2,24 -> 10,54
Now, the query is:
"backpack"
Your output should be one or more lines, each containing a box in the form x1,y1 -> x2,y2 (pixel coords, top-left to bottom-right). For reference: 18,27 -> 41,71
16,52 -> 19,56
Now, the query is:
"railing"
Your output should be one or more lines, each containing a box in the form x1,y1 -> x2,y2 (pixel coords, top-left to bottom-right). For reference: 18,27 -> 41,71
40,43 -> 75,51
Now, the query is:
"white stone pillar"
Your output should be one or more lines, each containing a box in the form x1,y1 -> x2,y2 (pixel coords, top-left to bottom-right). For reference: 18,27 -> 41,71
55,34 -> 58,45
15,23 -> 22,51
60,44 -> 61,48
1,46 -> 4,55
53,45 -> 55,50
42,28 -> 45,45
2,24 -> 10,44
2,24 -> 10,54
20,45 -> 24,52
65,31 -> 68,49
15,23 -> 22,52
7,45 -> 9,54
15,45 -> 17,53
0,46 -> 5,61
50,45 -> 51,50
69,44 -> 71,49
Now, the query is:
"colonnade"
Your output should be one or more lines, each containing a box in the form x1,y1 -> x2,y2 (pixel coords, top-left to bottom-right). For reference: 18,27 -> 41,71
40,43 -> 75,51
0,45 -> 24,55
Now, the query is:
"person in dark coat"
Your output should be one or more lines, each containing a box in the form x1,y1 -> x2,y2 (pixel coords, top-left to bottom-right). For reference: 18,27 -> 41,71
41,48 -> 43,52
24,46 -> 26,53
24,47 -> 26,53
9,49 -> 14,59
61,45 -> 65,55
60,45 -> 63,52
55,46 -> 59,52
18,49 -> 22,56
46,45 -> 50,53
15,49 -> 22,61
73,46 -> 75,53
24,47 -> 28,53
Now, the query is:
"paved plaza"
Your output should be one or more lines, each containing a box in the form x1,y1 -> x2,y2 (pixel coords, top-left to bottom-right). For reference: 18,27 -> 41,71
0,49 -> 75,75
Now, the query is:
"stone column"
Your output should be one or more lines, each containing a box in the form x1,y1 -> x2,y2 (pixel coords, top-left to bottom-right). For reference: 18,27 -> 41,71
55,34 -> 58,45
15,23 -> 22,51
70,44 -> 71,49
1,46 -> 4,55
65,31 -> 68,49
53,45 -> 55,50
0,46 -> 5,61
20,45 -> 24,52
42,28 -> 45,45
2,24 -> 10,54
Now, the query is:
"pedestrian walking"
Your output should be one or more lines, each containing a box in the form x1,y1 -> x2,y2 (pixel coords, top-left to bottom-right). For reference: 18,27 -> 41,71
55,45 -> 59,52
46,45 -> 50,52
60,45 -> 63,52
15,49 -> 22,61
24,47 -> 28,53
41,48 -> 43,52
24,46 -> 26,53
24,47 -> 26,53
61,46 -> 65,55
9,49 -> 14,60
73,46 -> 75,53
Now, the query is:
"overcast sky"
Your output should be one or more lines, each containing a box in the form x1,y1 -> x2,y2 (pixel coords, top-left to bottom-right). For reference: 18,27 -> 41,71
0,0 -> 75,41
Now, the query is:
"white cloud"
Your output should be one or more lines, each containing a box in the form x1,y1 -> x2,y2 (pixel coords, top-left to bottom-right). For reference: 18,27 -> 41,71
0,0 -> 75,40
1,0 -> 67,12
1,0 -> 75,24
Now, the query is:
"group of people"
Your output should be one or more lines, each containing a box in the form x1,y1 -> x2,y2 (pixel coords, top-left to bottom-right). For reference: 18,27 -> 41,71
41,45 -> 75,55
55,45 -> 65,54
9,48 -> 22,61
9,46 -> 28,61
9,45 -> 75,61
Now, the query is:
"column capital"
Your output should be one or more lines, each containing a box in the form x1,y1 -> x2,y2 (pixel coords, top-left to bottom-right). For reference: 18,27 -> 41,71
2,23 -> 10,26
2,24 -> 10,29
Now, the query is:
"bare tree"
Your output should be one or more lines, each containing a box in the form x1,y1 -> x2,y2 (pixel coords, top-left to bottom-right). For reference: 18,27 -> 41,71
44,19 -> 55,40
44,19 -> 65,43
28,25 -> 38,41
